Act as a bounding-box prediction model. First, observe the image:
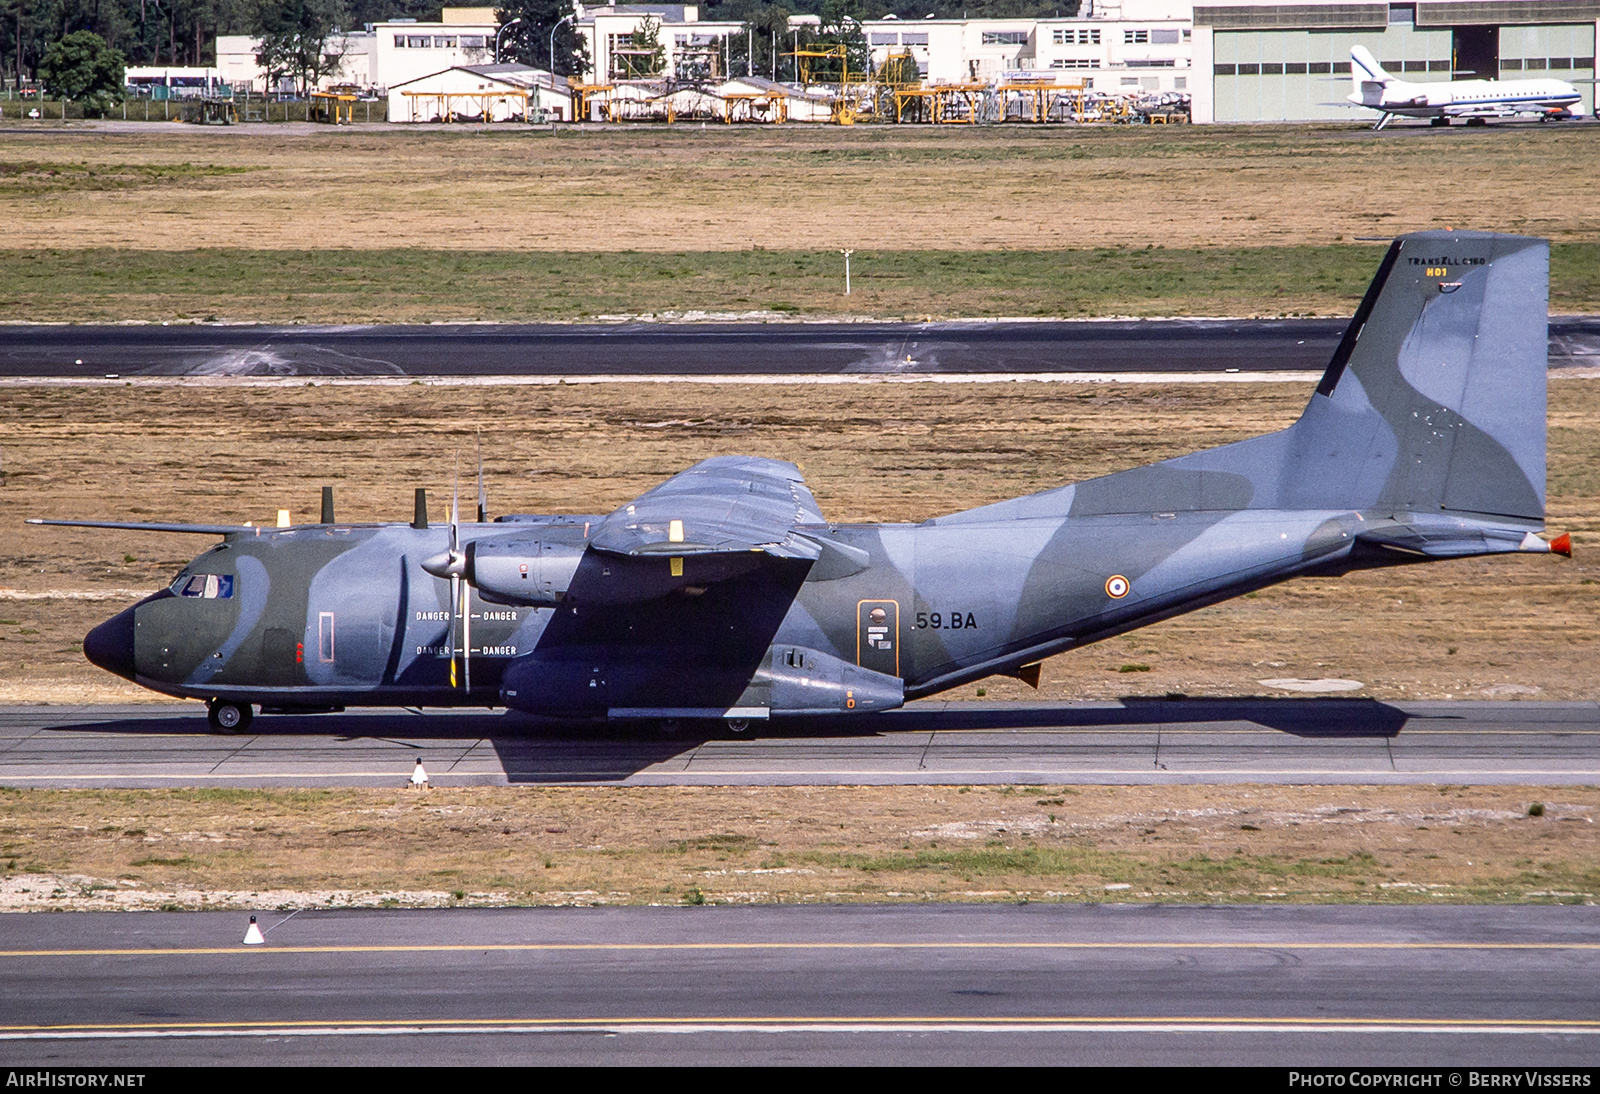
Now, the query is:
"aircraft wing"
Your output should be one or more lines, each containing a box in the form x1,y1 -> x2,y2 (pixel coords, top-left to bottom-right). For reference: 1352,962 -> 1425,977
26,518 -> 254,535
590,456 -> 827,560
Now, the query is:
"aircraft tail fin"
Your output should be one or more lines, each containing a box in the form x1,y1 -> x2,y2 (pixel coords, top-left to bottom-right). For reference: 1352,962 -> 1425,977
1351,45 -> 1393,87
941,232 -> 1548,533
1278,230 -> 1548,522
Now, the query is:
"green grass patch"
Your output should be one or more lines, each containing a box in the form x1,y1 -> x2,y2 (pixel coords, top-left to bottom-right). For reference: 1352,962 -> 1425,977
0,161 -> 253,195
10,243 -> 1596,323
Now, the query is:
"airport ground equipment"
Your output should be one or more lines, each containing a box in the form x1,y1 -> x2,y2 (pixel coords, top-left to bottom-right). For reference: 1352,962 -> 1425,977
39,232 -> 1570,736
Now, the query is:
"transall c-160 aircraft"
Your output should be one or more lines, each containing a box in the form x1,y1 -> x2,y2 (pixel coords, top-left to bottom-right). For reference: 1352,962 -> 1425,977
36,230 -> 1569,734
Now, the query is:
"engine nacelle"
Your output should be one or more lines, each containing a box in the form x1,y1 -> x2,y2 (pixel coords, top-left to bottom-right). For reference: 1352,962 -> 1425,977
469,539 -> 586,606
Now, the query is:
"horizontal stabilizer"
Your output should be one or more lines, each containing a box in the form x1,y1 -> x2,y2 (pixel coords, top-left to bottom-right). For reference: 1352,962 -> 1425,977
1355,516 -> 1550,558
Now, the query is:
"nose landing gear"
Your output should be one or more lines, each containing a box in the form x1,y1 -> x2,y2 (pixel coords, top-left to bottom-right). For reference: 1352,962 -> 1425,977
207,699 -> 254,734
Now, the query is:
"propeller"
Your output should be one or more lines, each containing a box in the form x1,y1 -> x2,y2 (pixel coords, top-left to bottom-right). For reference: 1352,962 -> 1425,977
421,441 -> 495,693
421,456 -> 470,693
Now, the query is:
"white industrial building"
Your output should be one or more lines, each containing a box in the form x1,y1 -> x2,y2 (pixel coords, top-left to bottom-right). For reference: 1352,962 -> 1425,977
216,6 -> 504,95
388,62 -> 571,121
862,0 -> 1193,94
578,5 -> 745,81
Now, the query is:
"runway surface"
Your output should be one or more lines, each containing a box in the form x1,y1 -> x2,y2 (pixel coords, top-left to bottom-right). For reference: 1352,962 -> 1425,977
1,904 -> 1595,1065
2,317 -> 1596,379
3,699 -> 1597,788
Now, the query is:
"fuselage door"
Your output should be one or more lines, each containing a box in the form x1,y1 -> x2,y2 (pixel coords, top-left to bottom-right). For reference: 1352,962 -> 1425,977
856,599 -> 900,677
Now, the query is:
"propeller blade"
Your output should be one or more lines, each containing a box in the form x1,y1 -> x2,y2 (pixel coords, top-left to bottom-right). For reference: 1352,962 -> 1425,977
449,572 -> 459,688
476,429 -> 488,524
461,571 -> 471,692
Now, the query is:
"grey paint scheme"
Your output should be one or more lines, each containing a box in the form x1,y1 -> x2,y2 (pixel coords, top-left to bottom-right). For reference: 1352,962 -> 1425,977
51,231 -> 1561,722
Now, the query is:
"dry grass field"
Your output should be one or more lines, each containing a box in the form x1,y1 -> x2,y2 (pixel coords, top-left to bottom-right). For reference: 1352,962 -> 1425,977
2,377 -> 1596,705
3,123 -> 1599,320
3,784 -> 1595,910
4,122 -> 1597,252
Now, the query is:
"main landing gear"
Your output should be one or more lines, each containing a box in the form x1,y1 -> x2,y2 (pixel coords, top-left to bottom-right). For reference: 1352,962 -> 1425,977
207,698 -> 254,734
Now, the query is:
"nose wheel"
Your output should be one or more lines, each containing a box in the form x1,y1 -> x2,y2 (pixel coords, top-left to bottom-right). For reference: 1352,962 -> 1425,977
207,699 -> 253,734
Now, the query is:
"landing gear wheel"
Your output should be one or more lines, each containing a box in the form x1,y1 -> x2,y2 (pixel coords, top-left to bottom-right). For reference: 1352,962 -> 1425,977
1431,116 -> 1449,126
207,700 -> 253,734
722,717 -> 757,739
657,717 -> 682,739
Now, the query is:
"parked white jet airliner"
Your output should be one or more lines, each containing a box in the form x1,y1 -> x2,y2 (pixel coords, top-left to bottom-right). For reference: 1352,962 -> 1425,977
1347,45 -> 1583,129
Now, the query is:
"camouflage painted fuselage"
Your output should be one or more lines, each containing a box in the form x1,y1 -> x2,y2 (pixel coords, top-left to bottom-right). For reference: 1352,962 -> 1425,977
72,230 -> 1562,723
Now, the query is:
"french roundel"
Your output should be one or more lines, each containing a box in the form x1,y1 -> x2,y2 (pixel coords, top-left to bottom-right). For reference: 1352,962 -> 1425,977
1105,575 -> 1130,599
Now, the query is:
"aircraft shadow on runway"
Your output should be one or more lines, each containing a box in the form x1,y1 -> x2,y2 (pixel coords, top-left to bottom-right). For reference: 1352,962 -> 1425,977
47,697 -> 1412,784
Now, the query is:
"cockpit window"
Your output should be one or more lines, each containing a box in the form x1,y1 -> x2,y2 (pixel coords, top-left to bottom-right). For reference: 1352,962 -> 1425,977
173,573 -> 234,599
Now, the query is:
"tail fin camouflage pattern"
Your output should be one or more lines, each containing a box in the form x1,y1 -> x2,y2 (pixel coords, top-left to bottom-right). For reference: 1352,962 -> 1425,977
1052,231 -> 1548,528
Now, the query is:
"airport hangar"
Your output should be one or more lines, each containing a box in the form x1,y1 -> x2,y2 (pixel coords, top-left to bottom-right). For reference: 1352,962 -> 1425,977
1190,0 -> 1599,121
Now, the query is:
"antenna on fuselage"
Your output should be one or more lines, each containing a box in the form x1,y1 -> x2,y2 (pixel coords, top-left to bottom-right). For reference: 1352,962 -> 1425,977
321,486 -> 335,525
412,488 -> 429,530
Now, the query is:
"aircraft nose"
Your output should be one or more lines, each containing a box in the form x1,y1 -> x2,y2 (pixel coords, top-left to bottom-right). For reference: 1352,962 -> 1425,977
84,606 -> 137,681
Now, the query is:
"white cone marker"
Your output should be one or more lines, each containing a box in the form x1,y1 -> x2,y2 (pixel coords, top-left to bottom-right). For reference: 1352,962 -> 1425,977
243,915 -> 265,945
410,759 -> 429,789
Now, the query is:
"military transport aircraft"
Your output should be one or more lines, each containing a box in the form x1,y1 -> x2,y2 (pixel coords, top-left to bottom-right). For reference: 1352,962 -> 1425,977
1347,45 -> 1584,129
34,230 -> 1569,734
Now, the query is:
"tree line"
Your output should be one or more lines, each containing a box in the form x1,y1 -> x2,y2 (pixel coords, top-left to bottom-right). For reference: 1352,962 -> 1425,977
8,0 -> 1081,102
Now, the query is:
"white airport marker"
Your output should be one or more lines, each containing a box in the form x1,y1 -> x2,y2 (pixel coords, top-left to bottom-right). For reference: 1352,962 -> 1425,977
243,916 -> 265,946
410,759 -> 430,790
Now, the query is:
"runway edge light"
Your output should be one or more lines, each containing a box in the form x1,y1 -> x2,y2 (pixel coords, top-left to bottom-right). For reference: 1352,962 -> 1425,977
243,916 -> 265,945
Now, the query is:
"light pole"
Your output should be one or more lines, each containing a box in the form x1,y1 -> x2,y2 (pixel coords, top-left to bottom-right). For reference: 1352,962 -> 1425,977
495,17 -> 522,64
840,249 -> 854,295
549,13 -> 575,76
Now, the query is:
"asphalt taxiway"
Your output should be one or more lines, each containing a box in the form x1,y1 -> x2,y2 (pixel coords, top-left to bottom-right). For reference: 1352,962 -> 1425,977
1,904 -> 1595,1065
0,318 -> 1349,377
2,316 -> 1595,378
3,699 -> 1597,788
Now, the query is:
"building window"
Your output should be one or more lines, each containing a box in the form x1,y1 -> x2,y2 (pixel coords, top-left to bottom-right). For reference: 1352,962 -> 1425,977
1174,76 -> 1186,89
460,35 -> 486,48
407,36 -> 429,48
870,32 -> 897,45
1050,58 -> 1095,68
394,34 -> 408,47
1285,62 -> 1307,74
1260,62 -> 1283,74
1309,61 -> 1331,73
1124,29 -> 1148,44
981,30 -> 1029,45
1151,28 -> 1179,45
900,32 -> 928,45
1131,59 -> 1176,67
434,36 -> 456,48
1052,28 -> 1100,45
1120,76 -> 1140,85
1236,62 -> 1259,74
1214,63 -> 1236,75
1389,3 -> 1416,24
